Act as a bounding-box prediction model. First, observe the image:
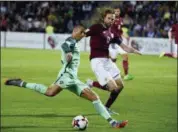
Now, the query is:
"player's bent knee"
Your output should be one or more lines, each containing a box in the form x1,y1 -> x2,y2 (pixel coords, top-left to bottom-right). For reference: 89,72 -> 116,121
111,85 -> 124,93
115,80 -> 124,89
82,88 -> 99,101
111,88 -> 122,93
118,84 -> 124,89
45,88 -> 57,97
46,92 -> 56,97
122,54 -> 128,60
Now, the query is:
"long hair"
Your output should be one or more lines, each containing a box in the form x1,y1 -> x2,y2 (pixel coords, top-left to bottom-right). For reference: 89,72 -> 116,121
92,7 -> 114,24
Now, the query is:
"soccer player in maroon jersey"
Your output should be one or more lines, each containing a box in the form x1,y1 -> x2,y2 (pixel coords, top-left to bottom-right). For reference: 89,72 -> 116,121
160,23 -> 178,59
85,8 -> 141,115
109,7 -> 134,81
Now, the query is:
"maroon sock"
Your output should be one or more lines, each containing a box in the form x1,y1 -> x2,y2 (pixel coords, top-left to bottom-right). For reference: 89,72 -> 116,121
123,60 -> 129,75
93,81 -> 107,91
164,53 -> 173,58
105,88 -> 123,108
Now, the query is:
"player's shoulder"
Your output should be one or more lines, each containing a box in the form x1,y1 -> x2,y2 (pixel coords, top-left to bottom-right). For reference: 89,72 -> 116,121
65,37 -> 76,45
90,23 -> 103,29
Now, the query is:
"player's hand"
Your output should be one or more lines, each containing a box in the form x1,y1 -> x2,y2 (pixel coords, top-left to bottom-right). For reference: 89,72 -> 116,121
66,52 -> 73,62
134,50 -> 142,55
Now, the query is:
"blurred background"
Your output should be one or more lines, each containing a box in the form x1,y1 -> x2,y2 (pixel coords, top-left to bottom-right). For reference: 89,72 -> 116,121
1,1 -> 178,38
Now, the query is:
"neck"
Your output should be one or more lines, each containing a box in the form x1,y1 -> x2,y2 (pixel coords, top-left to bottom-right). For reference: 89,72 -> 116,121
71,35 -> 79,42
72,35 -> 76,40
101,23 -> 108,28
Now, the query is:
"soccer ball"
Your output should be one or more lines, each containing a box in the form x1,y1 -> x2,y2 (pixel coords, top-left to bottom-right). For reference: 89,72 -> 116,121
72,115 -> 88,130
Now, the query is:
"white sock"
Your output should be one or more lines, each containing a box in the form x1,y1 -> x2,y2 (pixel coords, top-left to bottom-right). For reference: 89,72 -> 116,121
92,99 -> 111,120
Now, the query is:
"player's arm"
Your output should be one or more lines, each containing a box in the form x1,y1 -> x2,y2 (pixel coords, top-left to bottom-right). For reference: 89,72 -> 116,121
61,41 -> 75,62
120,43 -> 142,55
112,37 -> 142,55
168,28 -> 174,44
85,24 -> 101,37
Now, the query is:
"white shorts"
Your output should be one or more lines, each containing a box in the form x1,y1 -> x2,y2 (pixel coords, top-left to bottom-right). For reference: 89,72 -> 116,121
172,44 -> 177,55
90,58 -> 121,86
109,44 -> 127,59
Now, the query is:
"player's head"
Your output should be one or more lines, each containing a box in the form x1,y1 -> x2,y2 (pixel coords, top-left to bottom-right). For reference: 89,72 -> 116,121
114,7 -> 121,17
99,8 -> 114,27
72,25 -> 85,41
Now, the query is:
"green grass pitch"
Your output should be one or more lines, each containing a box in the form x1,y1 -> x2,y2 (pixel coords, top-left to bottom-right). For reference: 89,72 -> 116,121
1,48 -> 177,132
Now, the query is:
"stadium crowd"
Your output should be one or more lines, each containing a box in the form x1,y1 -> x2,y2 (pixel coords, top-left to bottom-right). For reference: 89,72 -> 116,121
0,1 -> 177,38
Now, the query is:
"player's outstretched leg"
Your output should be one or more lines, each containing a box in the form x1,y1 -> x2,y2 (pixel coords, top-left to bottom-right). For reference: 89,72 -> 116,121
80,88 -> 128,128
159,52 -> 177,59
5,78 -> 62,96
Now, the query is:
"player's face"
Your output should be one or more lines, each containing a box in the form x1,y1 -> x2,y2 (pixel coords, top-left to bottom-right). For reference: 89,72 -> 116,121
74,28 -> 85,41
111,14 -> 115,24
114,8 -> 120,17
104,13 -> 114,27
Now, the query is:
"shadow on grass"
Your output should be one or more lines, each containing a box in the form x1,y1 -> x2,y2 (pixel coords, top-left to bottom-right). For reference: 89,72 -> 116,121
1,113 -> 98,118
1,126 -> 80,131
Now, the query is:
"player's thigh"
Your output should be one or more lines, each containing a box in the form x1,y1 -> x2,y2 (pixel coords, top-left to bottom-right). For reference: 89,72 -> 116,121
67,79 -> 91,96
81,88 -> 99,102
104,59 -> 121,80
90,58 -> 113,86
54,74 -> 89,96
109,44 -> 120,59
53,73 -> 74,89
114,78 -> 124,89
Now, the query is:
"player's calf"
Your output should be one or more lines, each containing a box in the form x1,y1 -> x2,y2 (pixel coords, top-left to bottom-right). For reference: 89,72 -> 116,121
105,79 -> 124,109
5,78 -> 62,97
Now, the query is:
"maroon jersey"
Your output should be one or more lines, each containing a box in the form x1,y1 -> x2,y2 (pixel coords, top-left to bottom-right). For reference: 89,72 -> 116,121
86,24 -> 115,60
110,16 -> 123,37
171,23 -> 178,44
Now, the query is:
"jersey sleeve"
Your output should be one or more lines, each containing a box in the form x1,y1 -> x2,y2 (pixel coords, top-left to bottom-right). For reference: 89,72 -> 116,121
85,24 -> 101,37
61,39 -> 75,53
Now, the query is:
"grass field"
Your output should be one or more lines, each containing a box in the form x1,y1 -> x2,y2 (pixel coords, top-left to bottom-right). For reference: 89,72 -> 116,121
1,48 -> 177,132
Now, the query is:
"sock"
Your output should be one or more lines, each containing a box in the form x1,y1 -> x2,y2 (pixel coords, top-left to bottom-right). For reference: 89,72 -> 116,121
93,81 -> 108,91
105,88 -> 123,108
92,99 -> 111,120
164,53 -> 173,58
123,60 -> 128,75
22,82 -> 48,94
